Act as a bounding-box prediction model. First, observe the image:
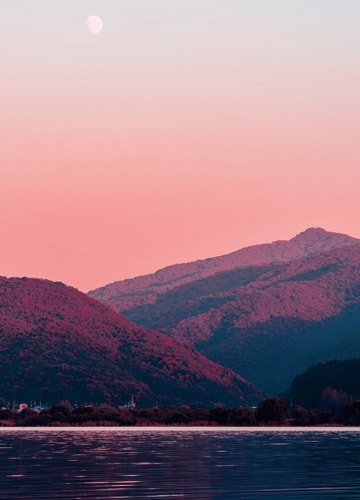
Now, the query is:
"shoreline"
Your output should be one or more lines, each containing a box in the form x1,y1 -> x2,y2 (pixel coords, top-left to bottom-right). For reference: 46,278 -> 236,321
0,425 -> 357,432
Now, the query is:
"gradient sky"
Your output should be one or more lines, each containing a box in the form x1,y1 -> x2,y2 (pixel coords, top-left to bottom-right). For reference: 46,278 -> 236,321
1,0 -> 360,291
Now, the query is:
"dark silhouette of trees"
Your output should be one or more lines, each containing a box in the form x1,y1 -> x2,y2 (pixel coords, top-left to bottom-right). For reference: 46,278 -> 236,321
343,400 -> 360,425
291,406 -> 318,426
255,397 -> 289,424
290,359 -> 360,409
4,394 -> 360,427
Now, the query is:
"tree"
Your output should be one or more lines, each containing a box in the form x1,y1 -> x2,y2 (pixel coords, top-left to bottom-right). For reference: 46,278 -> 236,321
343,400 -> 360,425
230,407 -> 256,426
320,386 -> 349,416
291,405 -> 318,426
255,397 -> 289,424
209,406 -> 229,425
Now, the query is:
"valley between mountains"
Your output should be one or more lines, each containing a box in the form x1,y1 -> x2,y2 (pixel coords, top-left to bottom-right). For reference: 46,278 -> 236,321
89,228 -> 360,396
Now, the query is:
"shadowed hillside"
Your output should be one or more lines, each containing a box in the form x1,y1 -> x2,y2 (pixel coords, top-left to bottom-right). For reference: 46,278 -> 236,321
289,359 -> 360,409
89,229 -> 360,395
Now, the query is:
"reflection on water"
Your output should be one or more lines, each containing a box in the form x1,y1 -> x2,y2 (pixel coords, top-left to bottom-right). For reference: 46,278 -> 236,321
1,427 -> 360,499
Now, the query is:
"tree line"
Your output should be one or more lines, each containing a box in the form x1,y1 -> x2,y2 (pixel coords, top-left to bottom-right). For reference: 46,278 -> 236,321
2,396 -> 360,426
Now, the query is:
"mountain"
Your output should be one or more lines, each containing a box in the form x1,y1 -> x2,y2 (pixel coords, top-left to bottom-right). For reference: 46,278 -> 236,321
89,229 -> 360,395
0,277 -> 261,407
89,227 -> 360,312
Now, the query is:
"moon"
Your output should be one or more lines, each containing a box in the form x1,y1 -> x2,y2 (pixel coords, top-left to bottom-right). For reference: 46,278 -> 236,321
86,15 -> 103,35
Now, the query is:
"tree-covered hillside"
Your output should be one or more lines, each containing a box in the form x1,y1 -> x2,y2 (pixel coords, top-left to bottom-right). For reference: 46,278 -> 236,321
289,359 -> 360,409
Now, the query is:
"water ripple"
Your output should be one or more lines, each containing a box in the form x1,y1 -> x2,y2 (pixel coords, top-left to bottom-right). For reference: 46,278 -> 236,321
1,428 -> 360,499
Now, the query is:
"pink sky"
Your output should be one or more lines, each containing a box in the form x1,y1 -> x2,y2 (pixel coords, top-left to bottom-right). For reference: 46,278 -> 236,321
1,0 -> 360,291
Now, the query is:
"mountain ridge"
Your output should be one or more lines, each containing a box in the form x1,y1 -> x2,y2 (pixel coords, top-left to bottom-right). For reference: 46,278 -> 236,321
89,227 -> 360,312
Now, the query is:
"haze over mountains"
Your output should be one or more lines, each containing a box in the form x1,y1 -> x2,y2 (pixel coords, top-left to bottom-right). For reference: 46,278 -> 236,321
0,277 -> 260,407
90,228 -> 360,394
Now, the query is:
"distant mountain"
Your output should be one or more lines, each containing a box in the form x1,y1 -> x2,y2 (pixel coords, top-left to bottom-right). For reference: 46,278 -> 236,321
89,227 -> 360,311
89,229 -> 360,395
0,277 -> 261,407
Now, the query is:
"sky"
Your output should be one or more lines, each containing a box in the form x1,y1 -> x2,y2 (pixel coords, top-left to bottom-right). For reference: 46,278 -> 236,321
1,0 -> 360,292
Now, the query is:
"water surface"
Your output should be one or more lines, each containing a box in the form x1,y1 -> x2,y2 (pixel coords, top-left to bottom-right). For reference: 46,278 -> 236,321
1,427 -> 360,499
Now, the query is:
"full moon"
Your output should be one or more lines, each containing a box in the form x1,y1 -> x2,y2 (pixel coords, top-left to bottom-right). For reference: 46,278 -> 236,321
86,15 -> 103,35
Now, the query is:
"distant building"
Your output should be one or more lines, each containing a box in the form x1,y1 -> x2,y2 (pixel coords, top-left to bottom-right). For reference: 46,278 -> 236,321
33,405 -> 46,413
119,395 -> 136,410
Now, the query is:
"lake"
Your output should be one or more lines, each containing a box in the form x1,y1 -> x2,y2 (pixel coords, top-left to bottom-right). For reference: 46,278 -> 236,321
1,427 -> 360,499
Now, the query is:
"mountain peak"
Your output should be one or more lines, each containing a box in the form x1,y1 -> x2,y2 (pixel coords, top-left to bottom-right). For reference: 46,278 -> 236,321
290,227 -> 330,244
290,227 -> 358,249
294,227 -> 327,237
